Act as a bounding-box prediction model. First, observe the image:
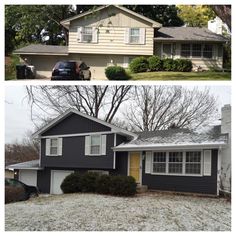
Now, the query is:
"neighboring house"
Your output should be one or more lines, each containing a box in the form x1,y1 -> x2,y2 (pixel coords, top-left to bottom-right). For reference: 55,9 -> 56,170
7,105 -> 231,195
14,5 -> 227,79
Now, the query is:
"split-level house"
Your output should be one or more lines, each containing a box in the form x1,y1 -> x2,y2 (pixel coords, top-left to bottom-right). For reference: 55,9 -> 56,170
14,5 -> 227,79
7,105 -> 231,195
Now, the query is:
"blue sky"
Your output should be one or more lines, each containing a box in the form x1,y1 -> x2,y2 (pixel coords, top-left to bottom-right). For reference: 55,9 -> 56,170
5,85 -> 231,144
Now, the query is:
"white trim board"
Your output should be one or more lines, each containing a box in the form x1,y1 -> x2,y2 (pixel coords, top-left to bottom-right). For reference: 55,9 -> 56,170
41,131 -> 114,139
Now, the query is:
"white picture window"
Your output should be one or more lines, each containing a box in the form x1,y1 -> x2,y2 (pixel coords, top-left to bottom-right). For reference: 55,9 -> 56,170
130,28 -> 140,44
162,44 -> 172,58
169,152 -> 183,174
186,151 -> 201,174
82,27 -> 93,42
90,135 -> 101,155
203,44 -> 213,58
181,44 -> 191,58
192,44 -> 202,58
153,152 -> 166,173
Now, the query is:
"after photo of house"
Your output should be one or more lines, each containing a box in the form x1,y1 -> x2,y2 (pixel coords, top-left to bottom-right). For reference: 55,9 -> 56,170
3,2 -> 232,234
5,85 -> 231,231
5,5 -> 231,80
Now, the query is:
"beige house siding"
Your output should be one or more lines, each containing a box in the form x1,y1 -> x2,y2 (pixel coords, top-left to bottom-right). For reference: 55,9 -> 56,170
68,6 -> 154,55
154,42 -> 223,69
21,54 -> 136,80
5,169 -> 14,178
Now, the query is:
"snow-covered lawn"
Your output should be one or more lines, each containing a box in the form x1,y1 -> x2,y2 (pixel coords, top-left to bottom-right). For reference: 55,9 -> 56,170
5,192 -> 231,231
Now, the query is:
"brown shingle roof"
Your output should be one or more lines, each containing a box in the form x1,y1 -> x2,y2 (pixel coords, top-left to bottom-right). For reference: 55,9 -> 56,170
154,27 -> 228,42
14,44 -> 68,55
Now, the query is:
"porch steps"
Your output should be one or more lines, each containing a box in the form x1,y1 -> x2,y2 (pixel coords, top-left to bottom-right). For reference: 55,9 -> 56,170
136,185 -> 148,193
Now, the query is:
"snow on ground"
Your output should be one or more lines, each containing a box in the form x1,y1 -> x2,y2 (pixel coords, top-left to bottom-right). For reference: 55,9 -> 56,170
5,192 -> 231,231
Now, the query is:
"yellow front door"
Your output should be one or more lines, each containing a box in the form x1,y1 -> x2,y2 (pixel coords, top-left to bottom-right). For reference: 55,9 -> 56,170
129,152 -> 140,183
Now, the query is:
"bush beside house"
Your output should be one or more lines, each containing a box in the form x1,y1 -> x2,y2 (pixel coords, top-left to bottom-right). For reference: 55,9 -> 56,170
61,172 -> 137,196
105,66 -> 130,80
129,56 -> 193,73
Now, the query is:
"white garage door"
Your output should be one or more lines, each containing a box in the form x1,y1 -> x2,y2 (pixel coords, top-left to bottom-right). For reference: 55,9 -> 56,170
50,170 -> 74,194
19,170 -> 37,186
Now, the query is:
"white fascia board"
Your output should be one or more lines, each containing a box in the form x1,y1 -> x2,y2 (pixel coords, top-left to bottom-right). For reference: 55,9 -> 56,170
113,143 -> 226,151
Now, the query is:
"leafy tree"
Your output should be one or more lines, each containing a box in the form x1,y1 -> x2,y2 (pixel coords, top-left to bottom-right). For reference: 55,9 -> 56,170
177,5 -> 215,27
210,5 -> 231,31
5,5 -> 76,54
126,5 -> 184,26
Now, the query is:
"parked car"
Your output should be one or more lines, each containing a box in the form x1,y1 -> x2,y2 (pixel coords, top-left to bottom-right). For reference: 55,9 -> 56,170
51,61 -> 91,80
5,178 -> 39,202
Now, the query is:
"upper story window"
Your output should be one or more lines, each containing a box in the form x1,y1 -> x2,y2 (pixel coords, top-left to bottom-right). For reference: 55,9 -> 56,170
77,26 -> 98,43
85,134 -> 107,156
130,28 -> 140,44
45,138 -> 63,156
81,27 -> 93,42
125,28 -> 145,45
90,135 -> 101,155
50,138 -> 58,155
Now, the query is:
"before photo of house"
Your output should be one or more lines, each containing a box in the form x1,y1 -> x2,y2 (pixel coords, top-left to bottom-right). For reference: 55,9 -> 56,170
5,5 -> 231,80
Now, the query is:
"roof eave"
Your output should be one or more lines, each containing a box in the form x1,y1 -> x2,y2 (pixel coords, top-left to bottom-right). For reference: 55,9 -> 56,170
154,38 -> 227,42
113,143 -> 227,151
13,52 -> 69,56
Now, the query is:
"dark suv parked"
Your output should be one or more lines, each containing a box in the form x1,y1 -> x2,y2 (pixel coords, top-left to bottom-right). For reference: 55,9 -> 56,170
5,178 -> 39,201
51,61 -> 91,80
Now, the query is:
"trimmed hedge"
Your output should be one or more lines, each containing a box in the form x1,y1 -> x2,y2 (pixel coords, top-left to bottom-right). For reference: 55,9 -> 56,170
60,172 -> 82,193
130,56 -> 193,73
105,66 -> 130,80
129,57 -> 149,73
61,172 -> 137,196
148,56 -> 162,71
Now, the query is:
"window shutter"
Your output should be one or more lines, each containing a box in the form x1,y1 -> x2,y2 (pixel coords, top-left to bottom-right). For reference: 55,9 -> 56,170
139,28 -> 146,44
92,27 -> 98,43
124,28 -> 130,44
101,135 -> 107,155
85,136 -> 91,155
57,138 -> 63,156
46,139 -> 50,155
204,150 -> 212,176
77,27 -> 82,42
145,152 -> 152,174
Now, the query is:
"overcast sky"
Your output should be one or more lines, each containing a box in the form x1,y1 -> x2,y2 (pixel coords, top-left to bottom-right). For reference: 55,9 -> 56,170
5,85 -> 231,144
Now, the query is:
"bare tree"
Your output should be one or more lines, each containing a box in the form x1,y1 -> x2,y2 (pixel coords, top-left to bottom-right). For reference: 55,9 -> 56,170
5,130 -> 39,165
210,5 -> 231,31
124,86 -> 218,131
26,85 -> 132,127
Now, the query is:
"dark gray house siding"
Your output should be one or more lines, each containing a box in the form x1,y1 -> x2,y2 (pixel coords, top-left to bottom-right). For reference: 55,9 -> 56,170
41,133 -> 115,169
142,149 -> 218,195
37,168 -> 51,193
41,113 -> 111,136
112,152 -> 128,176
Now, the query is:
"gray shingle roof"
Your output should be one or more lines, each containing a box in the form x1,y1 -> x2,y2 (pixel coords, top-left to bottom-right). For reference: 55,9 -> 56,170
154,27 -> 228,42
114,128 -> 227,150
6,160 -> 42,170
14,44 -> 68,55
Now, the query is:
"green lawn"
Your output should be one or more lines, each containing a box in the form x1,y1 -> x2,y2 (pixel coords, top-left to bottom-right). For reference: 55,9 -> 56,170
130,71 -> 231,80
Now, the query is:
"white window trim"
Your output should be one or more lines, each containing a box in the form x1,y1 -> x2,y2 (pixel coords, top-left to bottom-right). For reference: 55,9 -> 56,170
150,150 -> 203,177
46,138 -> 62,156
179,43 -> 215,60
129,28 -> 140,44
89,134 -> 102,156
